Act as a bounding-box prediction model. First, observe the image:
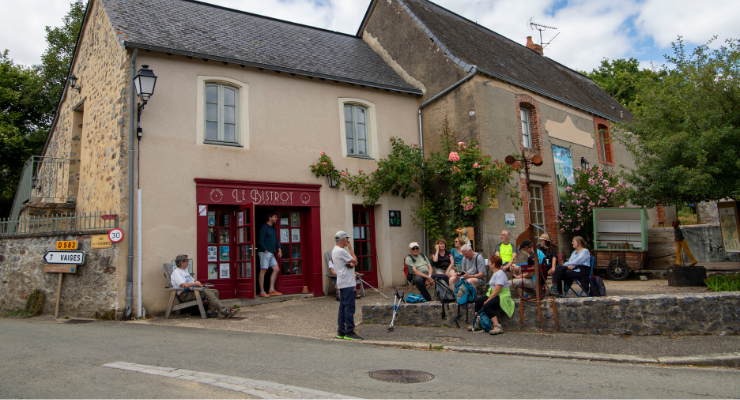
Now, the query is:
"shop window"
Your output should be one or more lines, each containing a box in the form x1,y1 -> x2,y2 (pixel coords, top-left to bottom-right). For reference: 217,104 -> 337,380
338,98 -> 378,159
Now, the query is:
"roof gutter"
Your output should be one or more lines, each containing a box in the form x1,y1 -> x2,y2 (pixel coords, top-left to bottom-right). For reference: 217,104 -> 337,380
125,48 -> 137,318
122,41 -> 422,96
416,66 -> 478,254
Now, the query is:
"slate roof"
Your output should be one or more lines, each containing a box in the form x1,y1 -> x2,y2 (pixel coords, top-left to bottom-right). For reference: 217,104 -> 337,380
100,0 -> 421,94
384,0 -> 631,121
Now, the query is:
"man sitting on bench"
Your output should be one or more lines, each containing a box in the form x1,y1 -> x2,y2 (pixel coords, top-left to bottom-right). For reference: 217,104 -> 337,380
171,254 -> 239,318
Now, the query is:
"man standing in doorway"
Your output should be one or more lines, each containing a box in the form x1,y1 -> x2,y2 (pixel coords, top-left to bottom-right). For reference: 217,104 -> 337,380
496,230 -> 518,273
258,211 -> 282,297
333,231 -> 362,340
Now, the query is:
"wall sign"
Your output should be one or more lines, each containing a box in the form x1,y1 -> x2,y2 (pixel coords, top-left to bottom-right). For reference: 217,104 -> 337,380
56,241 -> 78,250
91,235 -> 112,249
44,251 -> 85,265
718,202 -> 740,253
505,213 -> 516,228
552,144 -> 575,200
389,211 -> 401,227
196,181 -> 321,207
108,228 -> 124,243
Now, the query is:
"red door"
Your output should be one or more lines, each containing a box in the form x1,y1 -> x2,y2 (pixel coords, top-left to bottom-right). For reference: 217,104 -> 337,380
275,209 -> 305,294
205,207 -> 236,299
353,206 -> 378,287
235,204 -> 255,299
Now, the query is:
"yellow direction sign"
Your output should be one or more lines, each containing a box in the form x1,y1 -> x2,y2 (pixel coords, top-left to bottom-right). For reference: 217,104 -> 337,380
91,235 -> 112,249
56,241 -> 78,250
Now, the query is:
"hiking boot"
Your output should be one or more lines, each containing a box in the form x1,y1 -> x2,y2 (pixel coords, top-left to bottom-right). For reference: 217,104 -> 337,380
336,334 -> 345,339
550,285 -> 559,296
268,290 -> 282,296
259,292 -> 270,298
490,324 -> 503,335
343,332 -> 363,340
225,308 -> 240,318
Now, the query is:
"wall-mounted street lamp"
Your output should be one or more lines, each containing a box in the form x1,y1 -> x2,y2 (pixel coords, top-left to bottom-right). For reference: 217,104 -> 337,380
326,172 -> 339,188
68,74 -> 82,93
134,65 -> 158,137
580,157 -> 590,170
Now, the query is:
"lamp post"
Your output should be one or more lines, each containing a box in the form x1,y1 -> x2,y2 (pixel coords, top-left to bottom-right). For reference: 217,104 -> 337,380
580,157 -> 589,170
133,65 -> 158,136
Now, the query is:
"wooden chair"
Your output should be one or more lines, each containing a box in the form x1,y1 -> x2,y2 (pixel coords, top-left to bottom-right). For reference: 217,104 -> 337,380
162,263 -> 207,319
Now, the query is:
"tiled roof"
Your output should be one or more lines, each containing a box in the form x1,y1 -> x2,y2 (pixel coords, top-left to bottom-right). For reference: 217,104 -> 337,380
100,0 -> 421,94
394,0 -> 631,121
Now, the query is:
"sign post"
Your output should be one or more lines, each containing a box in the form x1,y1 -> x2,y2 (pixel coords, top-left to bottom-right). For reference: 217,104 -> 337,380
42,251 -> 85,318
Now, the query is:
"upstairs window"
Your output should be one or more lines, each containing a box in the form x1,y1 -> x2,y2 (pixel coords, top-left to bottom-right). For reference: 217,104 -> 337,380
520,107 -> 532,149
205,83 -> 239,144
344,104 -> 368,157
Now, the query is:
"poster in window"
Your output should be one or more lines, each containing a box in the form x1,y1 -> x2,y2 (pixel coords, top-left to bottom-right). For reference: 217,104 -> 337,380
291,229 -> 300,243
237,211 -> 243,226
281,218 -> 289,226
551,144 -> 575,200
219,263 -> 230,279
208,211 -> 216,227
220,245 -> 230,261
291,212 -> 300,227
207,246 -> 218,262
719,205 -> 740,252
208,263 -> 218,280
280,228 -> 290,243
505,213 -> 516,228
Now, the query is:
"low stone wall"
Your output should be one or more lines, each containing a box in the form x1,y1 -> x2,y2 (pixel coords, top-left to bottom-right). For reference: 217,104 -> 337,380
0,231 -> 119,317
362,293 -> 740,335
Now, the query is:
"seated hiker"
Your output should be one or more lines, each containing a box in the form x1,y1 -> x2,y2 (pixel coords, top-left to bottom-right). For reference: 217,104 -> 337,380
432,238 -> 454,275
447,237 -> 465,281
405,242 -> 449,301
550,236 -> 591,297
495,230 -> 518,273
449,244 -> 486,289
510,239 -> 545,298
538,233 -> 559,276
171,254 -> 239,318
470,255 -> 515,335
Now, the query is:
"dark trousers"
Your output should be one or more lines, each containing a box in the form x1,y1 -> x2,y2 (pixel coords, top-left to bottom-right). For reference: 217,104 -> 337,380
474,295 -> 501,319
413,274 -> 449,301
180,288 -> 225,315
337,287 -> 356,335
552,264 -> 589,293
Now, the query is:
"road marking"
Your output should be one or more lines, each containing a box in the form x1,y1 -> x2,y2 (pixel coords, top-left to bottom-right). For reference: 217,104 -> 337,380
103,362 -> 358,399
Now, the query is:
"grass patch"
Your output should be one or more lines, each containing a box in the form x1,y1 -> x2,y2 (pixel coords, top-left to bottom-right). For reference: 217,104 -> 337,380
4,309 -> 32,317
705,274 -> 740,292
95,309 -> 117,320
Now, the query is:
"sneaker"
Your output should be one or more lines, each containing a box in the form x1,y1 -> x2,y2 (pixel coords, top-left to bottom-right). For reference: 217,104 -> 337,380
550,285 -> 559,296
268,290 -> 282,296
490,324 -> 503,335
259,292 -> 270,298
343,332 -> 363,340
468,316 -> 481,331
336,334 -> 345,339
225,308 -> 240,318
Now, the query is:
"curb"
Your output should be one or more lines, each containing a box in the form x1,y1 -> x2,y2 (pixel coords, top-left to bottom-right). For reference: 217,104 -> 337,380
360,340 -> 740,367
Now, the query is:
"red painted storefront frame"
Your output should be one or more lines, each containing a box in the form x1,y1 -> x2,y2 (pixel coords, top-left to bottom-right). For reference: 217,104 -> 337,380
195,179 -> 323,298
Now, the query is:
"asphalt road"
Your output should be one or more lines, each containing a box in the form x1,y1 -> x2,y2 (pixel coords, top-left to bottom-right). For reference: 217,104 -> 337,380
1,318 -> 739,399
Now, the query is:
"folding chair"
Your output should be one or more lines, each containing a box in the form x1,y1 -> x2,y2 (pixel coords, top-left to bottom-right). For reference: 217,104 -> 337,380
564,257 -> 594,298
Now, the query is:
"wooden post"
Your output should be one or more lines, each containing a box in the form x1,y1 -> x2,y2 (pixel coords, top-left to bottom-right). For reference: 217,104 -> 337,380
44,264 -> 77,318
55,273 -> 63,318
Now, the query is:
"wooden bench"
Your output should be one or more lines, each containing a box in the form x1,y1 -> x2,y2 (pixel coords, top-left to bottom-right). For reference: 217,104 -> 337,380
162,263 -> 207,319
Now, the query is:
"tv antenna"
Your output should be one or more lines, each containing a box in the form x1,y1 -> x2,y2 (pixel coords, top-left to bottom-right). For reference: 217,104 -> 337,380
527,17 -> 558,48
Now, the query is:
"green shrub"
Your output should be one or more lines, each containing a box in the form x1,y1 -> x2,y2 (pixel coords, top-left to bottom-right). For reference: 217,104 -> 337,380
705,274 -> 740,292
25,290 -> 45,316
4,309 -> 32,317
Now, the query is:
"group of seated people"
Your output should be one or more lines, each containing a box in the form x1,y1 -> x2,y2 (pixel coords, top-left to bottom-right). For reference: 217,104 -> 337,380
404,231 -> 593,334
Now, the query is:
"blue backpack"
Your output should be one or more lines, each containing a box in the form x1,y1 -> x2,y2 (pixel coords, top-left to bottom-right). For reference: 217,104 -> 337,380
405,293 -> 426,303
454,277 -> 476,304
473,309 -> 493,332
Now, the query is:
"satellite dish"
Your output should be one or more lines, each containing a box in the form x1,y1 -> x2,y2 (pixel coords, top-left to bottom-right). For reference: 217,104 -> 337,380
532,154 -> 543,166
505,155 -> 516,165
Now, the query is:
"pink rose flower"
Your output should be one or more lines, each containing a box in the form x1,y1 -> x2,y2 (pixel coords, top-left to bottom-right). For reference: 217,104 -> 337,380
322,162 -> 327,166
358,169 -> 362,173
449,152 -> 460,162
320,151 -> 324,155
341,172 -> 347,176
473,162 -> 479,168
465,197 -> 469,201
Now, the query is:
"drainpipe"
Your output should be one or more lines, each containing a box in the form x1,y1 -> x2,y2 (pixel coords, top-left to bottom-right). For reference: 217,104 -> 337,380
417,66 -> 477,254
126,48 -> 138,318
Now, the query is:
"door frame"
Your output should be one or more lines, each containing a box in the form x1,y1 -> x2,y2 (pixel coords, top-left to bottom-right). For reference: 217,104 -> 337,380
352,205 -> 378,288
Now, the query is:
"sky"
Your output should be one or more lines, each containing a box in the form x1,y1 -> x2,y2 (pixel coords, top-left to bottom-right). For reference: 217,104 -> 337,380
1,0 -> 738,73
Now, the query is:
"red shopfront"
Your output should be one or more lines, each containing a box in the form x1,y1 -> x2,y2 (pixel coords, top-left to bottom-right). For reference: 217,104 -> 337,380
195,179 -> 322,299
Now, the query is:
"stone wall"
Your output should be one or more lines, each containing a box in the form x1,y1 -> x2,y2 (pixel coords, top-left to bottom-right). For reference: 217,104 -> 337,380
0,231 -> 119,317
362,293 -> 740,335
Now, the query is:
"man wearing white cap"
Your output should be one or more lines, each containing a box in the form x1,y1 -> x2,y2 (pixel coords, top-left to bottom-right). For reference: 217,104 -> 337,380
332,231 -> 362,340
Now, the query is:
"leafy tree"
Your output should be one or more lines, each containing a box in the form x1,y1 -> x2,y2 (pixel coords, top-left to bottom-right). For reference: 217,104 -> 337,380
617,37 -> 740,207
39,0 -> 85,106
584,57 -> 665,108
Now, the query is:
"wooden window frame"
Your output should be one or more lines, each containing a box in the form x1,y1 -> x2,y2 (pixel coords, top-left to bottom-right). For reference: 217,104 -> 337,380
520,107 -> 532,149
593,117 -> 614,166
344,103 -> 370,158
204,83 -> 239,145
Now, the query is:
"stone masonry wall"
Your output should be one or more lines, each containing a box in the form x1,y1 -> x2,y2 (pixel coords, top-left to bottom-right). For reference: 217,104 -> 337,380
362,293 -> 740,335
44,0 -> 130,217
0,232 -> 119,317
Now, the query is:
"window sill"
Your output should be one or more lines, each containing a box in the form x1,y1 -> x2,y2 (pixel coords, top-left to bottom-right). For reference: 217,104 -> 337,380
203,140 -> 243,148
346,154 -> 375,160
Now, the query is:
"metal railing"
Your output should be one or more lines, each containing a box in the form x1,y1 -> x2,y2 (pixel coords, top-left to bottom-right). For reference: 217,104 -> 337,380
8,156 -> 80,224
0,211 -> 117,236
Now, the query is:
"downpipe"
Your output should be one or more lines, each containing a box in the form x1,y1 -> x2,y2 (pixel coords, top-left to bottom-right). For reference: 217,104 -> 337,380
126,48 -> 138,317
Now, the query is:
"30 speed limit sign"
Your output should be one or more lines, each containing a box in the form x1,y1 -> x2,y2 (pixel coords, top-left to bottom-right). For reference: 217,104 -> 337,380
108,228 -> 124,243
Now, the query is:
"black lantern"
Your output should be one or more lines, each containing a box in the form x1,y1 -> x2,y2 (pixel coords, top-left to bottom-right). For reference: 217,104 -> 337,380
327,172 -> 339,188
68,74 -> 81,93
134,65 -> 157,103
580,157 -> 589,170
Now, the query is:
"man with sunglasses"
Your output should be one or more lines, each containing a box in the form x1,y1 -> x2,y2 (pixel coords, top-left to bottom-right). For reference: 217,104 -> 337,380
405,242 -> 436,301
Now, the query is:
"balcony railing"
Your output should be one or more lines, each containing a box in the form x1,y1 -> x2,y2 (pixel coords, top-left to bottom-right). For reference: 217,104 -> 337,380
8,156 -> 80,224
0,211 -> 117,236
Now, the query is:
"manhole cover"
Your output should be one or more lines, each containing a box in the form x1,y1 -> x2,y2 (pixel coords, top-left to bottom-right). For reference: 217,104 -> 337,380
369,370 -> 434,384
65,319 -> 95,324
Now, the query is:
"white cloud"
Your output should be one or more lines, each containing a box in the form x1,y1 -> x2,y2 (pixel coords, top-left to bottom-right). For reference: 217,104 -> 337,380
635,0 -> 740,48
0,0 -> 71,66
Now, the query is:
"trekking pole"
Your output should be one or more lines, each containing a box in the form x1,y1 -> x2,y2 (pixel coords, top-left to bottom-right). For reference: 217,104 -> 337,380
388,290 -> 401,332
359,278 -> 389,299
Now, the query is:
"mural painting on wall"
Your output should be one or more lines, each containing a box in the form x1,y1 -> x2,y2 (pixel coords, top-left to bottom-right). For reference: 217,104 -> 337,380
552,144 -> 575,199
719,205 -> 740,252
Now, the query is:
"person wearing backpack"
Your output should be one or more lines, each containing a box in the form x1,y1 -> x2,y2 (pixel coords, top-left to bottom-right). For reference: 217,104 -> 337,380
405,242 -> 448,301
449,244 -> 486,289
470,255 -> 515,334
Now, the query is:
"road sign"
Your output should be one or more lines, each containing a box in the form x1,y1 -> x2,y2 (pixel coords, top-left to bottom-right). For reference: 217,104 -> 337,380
91,234 -> 112,249
43,251 -> 85,265
44,264 -> 77,273
108,228 -> 124,243
56,241 -> 78,250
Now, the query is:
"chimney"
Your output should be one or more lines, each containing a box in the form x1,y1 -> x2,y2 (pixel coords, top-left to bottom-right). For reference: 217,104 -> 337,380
526,36 -> 543,55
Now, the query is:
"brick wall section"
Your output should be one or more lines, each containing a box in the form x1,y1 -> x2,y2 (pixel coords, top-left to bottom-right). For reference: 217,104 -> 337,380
593,117 -> 614,166
43,0 -> 131,217
656,204 -> 667,226
515,94 -> 543,154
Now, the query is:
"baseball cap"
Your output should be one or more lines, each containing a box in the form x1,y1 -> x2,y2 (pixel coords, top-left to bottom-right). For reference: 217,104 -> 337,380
409,242 -> 420,249
519,239 -> 533,251
335,231 -> 350,241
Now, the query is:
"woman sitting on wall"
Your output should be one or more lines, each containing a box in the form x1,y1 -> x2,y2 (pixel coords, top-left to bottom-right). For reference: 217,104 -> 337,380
447,237 -> 465,281
550,236 -> 591,297
432,238 -> 454,275
470,255 -> 515,335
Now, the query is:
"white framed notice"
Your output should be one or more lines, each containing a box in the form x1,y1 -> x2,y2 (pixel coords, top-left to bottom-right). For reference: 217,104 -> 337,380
219,263 -> 230,279
280,228 -> 290,243
291,229 -> 300,243
207,246 -> 218,262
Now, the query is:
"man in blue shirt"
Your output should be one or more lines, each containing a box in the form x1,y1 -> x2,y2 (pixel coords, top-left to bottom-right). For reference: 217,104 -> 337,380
258,211 -> 282,297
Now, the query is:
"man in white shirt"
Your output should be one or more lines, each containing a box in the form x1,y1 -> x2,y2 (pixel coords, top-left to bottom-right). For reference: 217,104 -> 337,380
171,254 -> 239,318
332,231 -> 362,340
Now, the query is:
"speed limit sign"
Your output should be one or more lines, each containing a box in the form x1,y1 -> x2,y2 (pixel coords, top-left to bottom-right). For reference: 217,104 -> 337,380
108,228 -> 124,243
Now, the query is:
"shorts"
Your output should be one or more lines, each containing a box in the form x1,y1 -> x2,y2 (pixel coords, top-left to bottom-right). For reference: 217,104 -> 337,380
259,251 -> 278,269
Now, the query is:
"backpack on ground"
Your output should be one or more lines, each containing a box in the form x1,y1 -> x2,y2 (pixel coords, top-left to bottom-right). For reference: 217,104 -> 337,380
589,276 -> 606,297
404,253 -> 428,283
434,277 -> 456,319
472,309 -> 493,332
405,293 -> 426,303
454,277 -> 477,305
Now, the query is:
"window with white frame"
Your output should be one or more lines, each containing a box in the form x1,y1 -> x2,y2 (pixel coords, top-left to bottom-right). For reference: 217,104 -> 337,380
520,107 -> 532,148
344,104 -> 369,157
529,183 -> 545,238
205,83 -> 239,144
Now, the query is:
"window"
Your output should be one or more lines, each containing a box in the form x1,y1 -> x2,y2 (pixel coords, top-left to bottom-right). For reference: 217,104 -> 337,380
520,107 -> 532,148
598,129 -> 607,161
205,83 -> 238,144
344,104 -> 368,157
528,183 -> 545,238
